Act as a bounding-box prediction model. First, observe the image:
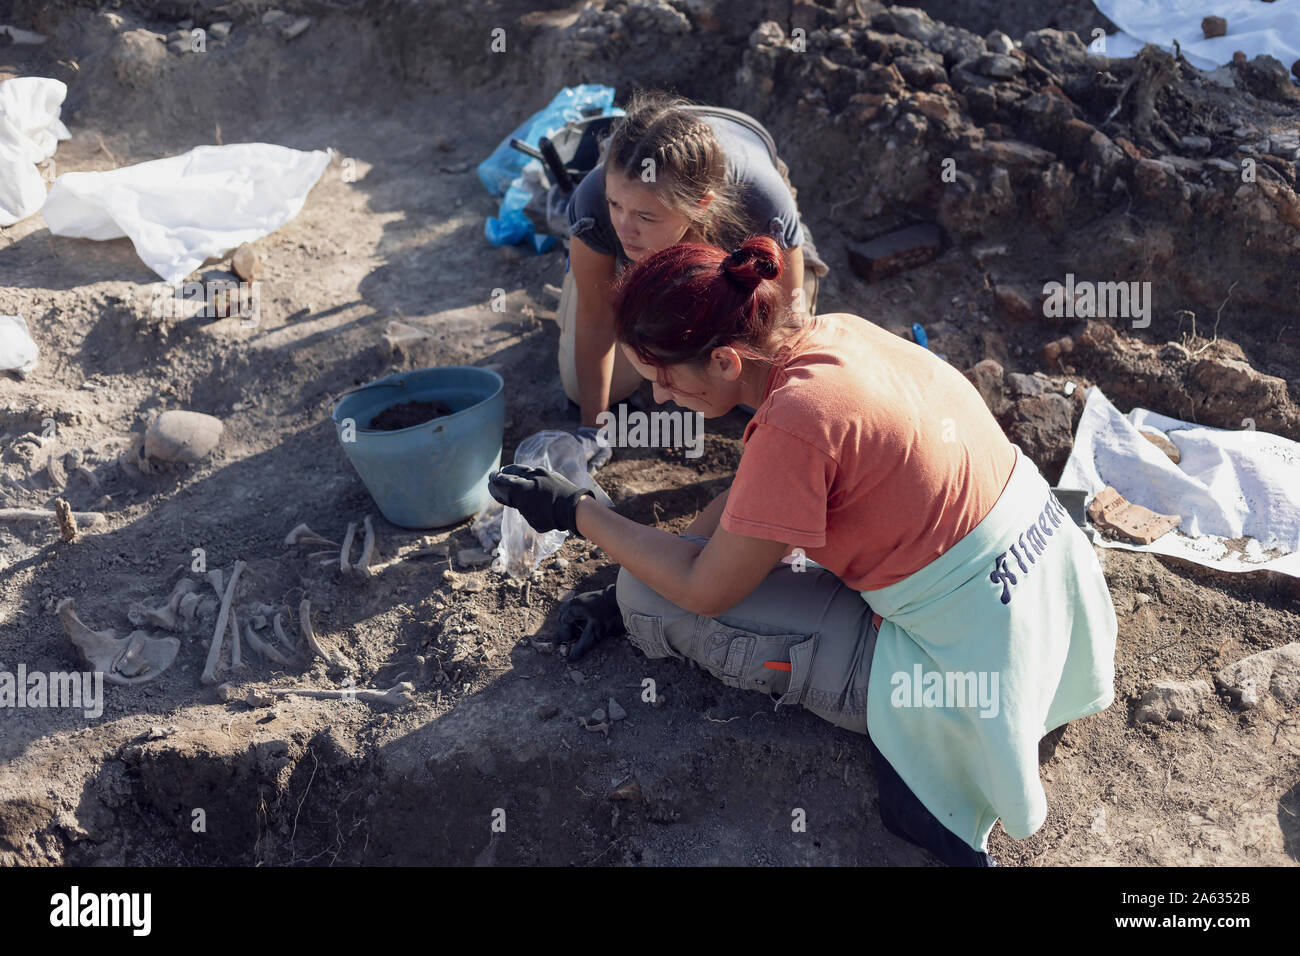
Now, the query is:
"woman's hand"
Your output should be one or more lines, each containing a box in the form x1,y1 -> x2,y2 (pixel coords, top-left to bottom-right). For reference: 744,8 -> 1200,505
488,465 -> 595,536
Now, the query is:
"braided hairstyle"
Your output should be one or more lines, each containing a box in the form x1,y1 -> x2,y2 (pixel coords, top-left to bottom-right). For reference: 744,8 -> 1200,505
604,91 -> 749,250
612,235 -> 813,377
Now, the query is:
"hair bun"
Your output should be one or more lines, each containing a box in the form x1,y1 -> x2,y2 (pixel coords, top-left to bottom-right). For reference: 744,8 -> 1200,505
723,236 -> 783,291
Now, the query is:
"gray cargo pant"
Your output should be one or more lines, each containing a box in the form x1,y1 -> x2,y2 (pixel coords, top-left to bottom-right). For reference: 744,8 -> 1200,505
615,535 -> 878,734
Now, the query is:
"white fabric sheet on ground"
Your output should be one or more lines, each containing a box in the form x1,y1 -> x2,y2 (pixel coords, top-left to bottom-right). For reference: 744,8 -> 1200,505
1092,0 -> 1300,72
0,314 -> 39,374
42,143 -> 332,284
0,77 -> 70,227
1059,387 -> 1300,576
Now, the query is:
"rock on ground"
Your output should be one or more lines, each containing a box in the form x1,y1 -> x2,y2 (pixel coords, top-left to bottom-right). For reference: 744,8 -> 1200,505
1135,680 -> 1212,724
1216,643 -> 1300,709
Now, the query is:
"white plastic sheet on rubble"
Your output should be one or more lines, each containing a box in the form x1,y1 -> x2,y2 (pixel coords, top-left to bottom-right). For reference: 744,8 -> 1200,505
1092,0 -> 1300,73
0,314 -> 39,374
1059,386 -> 1300,576
472,430 -> 613,579
0,77 -> 70,227
42,143 -> 332,284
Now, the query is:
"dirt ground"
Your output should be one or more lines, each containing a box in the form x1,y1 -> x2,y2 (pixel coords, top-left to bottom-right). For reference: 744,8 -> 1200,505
1,0 -> 1298,866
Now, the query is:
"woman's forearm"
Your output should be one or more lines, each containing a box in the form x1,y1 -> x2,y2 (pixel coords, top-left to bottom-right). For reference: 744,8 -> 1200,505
575,497 -> 706,609
574,316 -> 615,428
573,496 -> 790,617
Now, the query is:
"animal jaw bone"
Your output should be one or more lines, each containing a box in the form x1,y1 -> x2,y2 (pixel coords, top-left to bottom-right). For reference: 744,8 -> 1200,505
56,598 -> 180,685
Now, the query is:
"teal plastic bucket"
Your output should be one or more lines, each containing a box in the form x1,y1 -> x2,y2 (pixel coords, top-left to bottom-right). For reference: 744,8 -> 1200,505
331,366 -> 505,528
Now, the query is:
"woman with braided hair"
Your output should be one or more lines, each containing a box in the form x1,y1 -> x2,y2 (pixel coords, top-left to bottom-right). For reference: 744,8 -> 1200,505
493,235 -> 1117,866
558,90 -> 828,441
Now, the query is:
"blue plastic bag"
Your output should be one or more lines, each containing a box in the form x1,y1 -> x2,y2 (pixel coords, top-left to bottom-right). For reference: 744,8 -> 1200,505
476,84 -> 621,197
479,85 -> 622,255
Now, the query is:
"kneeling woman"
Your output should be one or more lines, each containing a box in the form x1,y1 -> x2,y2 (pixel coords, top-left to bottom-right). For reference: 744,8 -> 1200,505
490,237 -> 1117,865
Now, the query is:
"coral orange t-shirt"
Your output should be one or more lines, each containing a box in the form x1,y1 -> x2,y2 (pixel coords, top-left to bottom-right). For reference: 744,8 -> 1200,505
720,313 -> 1016,615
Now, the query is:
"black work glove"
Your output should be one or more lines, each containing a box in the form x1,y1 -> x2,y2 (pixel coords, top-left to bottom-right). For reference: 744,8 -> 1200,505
488,464 -> 595,537
557,584 -> 624,662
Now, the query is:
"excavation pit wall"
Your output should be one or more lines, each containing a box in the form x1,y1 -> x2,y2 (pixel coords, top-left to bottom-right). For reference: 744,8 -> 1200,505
5,683 -> 912,866
8,0 -> 1299,432
2,0 -> 1300,867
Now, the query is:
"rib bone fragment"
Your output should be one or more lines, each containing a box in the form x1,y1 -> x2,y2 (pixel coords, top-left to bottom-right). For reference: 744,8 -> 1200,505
244,621 -> 297,667
298,598 -> 354,670
284,523 -> 339,548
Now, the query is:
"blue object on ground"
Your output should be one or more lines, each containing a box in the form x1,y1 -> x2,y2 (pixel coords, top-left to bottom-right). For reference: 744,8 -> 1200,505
911,322 -> 947,362
332,366 -> 505,528
478,85 -> 622,254
477,84 -> 620,196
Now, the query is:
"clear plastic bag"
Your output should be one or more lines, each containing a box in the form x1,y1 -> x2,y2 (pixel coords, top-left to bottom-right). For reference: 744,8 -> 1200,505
473,430 -> 612,579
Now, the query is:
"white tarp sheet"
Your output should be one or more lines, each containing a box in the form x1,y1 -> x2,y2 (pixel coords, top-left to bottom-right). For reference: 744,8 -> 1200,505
0,77 -> 70,227
0,314 -> 39,374
1060,386 -> 1300,576
1092,0 -> 1300,72
43,142 -> 332,284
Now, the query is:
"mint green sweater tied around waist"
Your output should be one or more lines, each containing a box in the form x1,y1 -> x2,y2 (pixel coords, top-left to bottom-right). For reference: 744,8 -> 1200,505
861,444 -> 1117,851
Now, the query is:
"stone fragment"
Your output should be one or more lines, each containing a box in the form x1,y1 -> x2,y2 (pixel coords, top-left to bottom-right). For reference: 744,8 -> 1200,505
144,411 -> 224,464
1201,17 -> 1227,40
1216,643 -> 1300,709
231,243 -> 261,281
975,52 -> 1023,78
1139,429 -> 1181,463
1135,680 -> 1211,723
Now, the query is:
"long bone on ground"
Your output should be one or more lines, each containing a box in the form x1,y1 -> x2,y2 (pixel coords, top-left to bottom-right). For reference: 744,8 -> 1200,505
339,521 -> 357,573
355,515 -> 375,576
201,561 -> 245,686
217,681 -> 415,707
0,507 -> 106,527
56,598 -> 180,684
270,681 -> 415,706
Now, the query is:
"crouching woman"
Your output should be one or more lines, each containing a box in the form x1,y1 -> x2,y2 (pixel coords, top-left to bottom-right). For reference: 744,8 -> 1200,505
489,237 -> 1117,865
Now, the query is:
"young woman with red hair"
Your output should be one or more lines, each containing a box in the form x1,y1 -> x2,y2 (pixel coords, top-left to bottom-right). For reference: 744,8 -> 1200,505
490,236 -> 1117,866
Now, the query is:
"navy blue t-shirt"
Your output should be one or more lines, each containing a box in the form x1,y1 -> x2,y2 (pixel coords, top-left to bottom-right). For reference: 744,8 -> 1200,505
566,111 -> 803,263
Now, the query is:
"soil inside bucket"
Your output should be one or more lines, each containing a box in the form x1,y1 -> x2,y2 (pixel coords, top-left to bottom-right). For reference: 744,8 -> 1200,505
367,399 -> 453,430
